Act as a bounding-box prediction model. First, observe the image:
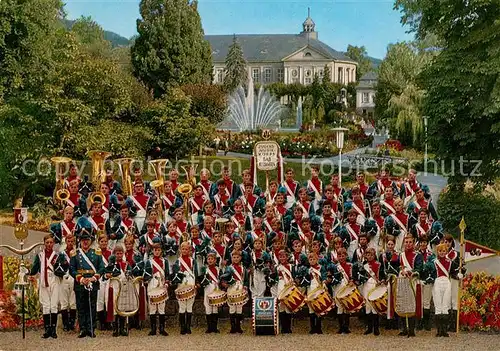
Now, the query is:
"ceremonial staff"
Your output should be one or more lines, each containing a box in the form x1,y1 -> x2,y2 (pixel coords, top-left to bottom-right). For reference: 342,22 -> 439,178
456,216 -> 466,334
0,204 -> 44,339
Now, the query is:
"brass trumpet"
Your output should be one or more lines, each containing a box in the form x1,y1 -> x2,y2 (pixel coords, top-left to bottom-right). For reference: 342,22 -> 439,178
56,188 -> 70,202
89,191 -> 106,204
87,150 -> 111,186
115,158 -> 134,197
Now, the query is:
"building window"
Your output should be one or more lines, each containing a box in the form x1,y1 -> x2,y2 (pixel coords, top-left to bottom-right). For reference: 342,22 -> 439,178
338,68 -> 343,84
291,78 -> 299,84
305,78 -> 312,85
217,69 -> 223,83
362,92 -> 369,103
318,69 -> 324,77
252,68 -> 260,83
263,68 -> 272,83
362,109 -> 367,115
304,52 -> 312,57
277,68 -> 284,82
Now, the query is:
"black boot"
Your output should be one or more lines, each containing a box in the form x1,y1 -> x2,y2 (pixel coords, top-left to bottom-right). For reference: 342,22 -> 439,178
448,310 -> 457,332
236,314 -> 243,333
309,314 -> 316,334
344,314 -> 351,334
206,314 -> 212,333
374,314 -> 380,336
423,309 -> 432,331
408,317 -> 416,337
61,310 -> 69,332
186,313 -> 192,334
113,316 -> 119,337
316,316 -> 323,334
229,314 -> 237,334
364,313 -> 373,335
69,309 -> 77,331
51,313 -> 58,338
442,314 -> 450,337
283,313 -> 292,334
213,313 -> 220,333
435,315 -> 441,337
42,314 -> 51,339
149,314 -> 157,336
398,317 -> 408,336
337,314 -> 344,334
179,313 -> 186,335
119,317 -> 128,336
158,314 -> 168,336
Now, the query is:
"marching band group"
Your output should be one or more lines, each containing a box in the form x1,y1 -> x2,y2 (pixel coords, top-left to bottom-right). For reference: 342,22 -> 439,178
28,161 -> 465,339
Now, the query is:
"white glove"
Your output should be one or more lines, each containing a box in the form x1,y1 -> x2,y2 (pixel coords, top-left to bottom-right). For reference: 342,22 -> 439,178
457,273 -> 464,280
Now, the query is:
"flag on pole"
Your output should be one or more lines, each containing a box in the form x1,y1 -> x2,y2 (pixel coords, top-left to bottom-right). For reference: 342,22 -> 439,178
464,240 -> 499,262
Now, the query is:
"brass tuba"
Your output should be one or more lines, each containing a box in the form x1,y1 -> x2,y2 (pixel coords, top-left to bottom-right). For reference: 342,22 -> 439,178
115,158 -> 134,197
149,158 -> 169,219
51,156 -> 72,203
89,191 -> 106,204
149,159 -> 169,182
181,164 -> 198,189
87,150 -> 111,186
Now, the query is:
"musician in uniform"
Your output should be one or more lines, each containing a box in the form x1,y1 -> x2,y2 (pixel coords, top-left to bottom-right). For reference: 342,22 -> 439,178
211,179 -> 231,217
143,240 -> 170,336
239,169 -> 261,196
358,248 -> 386,335
128,180 -> 154,232
331,247 -> 356,334
29,234 -> 62,339
397,235 -> 424,337
424,243 -> 461,337
283,168 -> 300,209
104,244 -> 132,337
249,237 -> 271,298
161,180 -> 183,222
305,165 -> 324,210
198,168 -> 213,200
70,230 -> 105,338
384,198 -> 409,252
270,249 -> 298,334
96,234 -> 112,330
67,179 -> 87,217
169,168 -> 180,193
345,209 -> 363,260
199,252 -> 223,333
171,242 -> 199,335
221,250 -> 249,334
107,204 -> 138,249
58,234 -> 77,332
304,252 -> 328,334
104,169 -> 122,196
378,235 -> 400,330
444,233 -> 465,332
139,220 -> 162,260
50,206 -> 75,248
417,235 -> 434,331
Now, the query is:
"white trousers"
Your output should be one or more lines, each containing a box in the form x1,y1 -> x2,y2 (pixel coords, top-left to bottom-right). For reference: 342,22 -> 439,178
148,277 -> 166,315
204,283 -> 218,314
178,297 -> 195,313
250,270 -> 266,298
450,279 -> 459,310
432,277 -> 451,315
97,279 -> 108,312
59,275 -> 76,310
39,276 -> 60,314
362,279 -> 377,314
422,282 -> 433,309
228,284 -> 243,314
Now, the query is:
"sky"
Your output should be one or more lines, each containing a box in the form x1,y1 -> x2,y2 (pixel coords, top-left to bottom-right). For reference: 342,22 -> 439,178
63,0 -> 415,59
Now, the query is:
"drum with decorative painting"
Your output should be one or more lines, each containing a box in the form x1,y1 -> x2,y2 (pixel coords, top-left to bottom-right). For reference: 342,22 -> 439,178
252,297 -> 278,336
227,287 -> 249,307
175,285 -> 197,301
278,284 -> 306,313
208,289 -> 227,307
306,287 -> 335,316
336,283 -> 365,313
368,284 -> 388,316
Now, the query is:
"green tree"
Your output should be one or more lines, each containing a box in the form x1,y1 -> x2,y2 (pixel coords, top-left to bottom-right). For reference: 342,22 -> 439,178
395,0 -> 500,187
181,83 -> 227,124
375,42 -> 432,147
140,88 -> 215,159
223,35 -> 248,92
323,65 -> 331,84
346,45 -> 372,80
71,16 -> 112,57
131,0 -> 212,97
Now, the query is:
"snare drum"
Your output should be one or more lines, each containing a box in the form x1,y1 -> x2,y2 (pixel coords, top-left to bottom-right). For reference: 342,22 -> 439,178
306,287 -> 335,316
336,283 -> 365,313
278,284 -> 306,313
368,285 -> 388,316
208,289 -> 227,307
175,285 -> 197,301
227,288 -> 249,307
148,287 -> 168,305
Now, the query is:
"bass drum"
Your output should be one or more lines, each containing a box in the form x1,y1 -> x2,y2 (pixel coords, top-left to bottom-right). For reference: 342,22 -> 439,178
252,297 -> 278,336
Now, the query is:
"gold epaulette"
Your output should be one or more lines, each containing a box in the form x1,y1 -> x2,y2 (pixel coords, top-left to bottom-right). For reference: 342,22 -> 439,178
95,248 -> 102,256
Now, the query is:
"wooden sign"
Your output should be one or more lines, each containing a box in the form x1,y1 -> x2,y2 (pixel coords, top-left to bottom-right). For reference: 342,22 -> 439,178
254,141 -> 280,171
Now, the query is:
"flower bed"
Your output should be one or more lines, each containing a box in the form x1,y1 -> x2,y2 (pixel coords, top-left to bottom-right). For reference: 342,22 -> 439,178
229,126 -> 371,158
460,272 -> 500,332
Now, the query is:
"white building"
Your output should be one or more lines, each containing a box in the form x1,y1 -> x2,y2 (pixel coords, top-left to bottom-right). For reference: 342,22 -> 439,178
356,71 -> 377,118
205,11 -> 358,86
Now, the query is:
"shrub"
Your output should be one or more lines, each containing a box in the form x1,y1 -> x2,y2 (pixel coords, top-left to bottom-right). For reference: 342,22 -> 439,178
438,189 -> 500,250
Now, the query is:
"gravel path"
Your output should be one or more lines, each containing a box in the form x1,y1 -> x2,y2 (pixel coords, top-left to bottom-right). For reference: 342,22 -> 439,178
0,322 -> 496,351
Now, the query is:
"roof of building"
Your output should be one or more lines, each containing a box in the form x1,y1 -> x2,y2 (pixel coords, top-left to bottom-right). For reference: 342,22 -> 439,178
360,71 -> 378,81
205,34 -> 356,64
